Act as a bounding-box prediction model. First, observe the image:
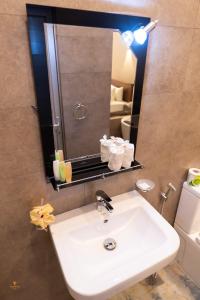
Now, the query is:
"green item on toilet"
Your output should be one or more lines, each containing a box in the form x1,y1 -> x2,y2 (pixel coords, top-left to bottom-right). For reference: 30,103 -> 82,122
189,175 -> 200,186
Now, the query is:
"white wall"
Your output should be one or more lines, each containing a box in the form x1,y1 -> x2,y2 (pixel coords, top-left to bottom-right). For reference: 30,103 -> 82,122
111,31 -> 137,83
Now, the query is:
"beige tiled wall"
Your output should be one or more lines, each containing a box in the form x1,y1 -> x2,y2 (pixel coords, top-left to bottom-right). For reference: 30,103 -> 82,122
0,1 -> 200,299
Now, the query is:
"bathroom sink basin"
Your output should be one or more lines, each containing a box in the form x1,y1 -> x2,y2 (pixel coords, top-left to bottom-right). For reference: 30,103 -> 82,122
50,190 -> 180,300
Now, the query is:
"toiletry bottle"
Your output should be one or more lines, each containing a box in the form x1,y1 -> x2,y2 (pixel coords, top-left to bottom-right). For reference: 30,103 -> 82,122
59,161 -> 66,182
55,150 -> 64,161
65,162 -> 72,183
58,150 -> 64,161
55,150 -> 60,161
53,160 -> 60,181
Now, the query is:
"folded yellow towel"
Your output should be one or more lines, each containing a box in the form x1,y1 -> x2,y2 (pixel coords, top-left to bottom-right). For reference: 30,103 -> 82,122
30,202 -> 55,230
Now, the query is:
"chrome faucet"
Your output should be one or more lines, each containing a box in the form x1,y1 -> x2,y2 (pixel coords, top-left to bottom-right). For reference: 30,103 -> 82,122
96,190 -> 114,213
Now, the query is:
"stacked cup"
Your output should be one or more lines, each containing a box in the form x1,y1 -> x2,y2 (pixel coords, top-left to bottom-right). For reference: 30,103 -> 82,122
100,135 -> 134,171
122,143 -> 135,168
108,145 -> 124,171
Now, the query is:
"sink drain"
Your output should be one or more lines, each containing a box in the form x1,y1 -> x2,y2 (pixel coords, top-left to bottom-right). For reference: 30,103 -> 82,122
103,238 -> 117,251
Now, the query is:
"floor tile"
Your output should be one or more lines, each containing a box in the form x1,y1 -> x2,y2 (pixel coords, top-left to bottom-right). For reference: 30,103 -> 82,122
110,263 -> 200,300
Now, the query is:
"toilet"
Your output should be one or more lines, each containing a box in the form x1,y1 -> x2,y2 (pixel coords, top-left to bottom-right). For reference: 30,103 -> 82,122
174,182 -> 200,287
121,115 -> 131,140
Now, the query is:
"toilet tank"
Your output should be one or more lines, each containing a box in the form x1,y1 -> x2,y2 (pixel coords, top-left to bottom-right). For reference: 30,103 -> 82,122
175,182 -> 200,234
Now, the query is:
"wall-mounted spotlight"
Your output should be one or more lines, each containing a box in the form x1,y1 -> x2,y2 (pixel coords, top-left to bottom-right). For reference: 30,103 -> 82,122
121,20 -> 158,47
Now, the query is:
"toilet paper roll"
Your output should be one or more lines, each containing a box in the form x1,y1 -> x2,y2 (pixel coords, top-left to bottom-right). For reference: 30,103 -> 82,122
187,168 -> 200,185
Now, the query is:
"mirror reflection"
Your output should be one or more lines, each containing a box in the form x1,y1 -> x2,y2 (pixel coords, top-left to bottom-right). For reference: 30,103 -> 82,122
110,31 -> 137,140
44,24 -> 137,161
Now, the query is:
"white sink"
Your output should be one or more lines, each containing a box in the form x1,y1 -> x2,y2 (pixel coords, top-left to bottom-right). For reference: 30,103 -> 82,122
50,190 -> 180,300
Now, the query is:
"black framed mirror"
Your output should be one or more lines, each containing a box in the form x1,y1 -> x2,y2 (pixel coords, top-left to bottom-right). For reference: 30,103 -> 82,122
27,4 -> 150,190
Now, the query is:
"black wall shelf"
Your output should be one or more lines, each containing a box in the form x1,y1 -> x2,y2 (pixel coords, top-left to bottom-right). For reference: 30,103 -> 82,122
50,160 -> 143,191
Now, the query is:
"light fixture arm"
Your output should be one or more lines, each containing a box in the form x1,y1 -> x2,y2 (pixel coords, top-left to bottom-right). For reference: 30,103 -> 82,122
121,19 -> 158,47
143,19 -> 158,33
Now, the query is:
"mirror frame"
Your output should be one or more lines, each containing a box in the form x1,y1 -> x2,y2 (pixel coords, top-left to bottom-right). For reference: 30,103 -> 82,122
26,4 -> 150,189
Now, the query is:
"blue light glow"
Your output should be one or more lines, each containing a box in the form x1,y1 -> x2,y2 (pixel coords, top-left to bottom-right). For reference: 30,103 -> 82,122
121,30 -> 134,47
121,20 -> 158,47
